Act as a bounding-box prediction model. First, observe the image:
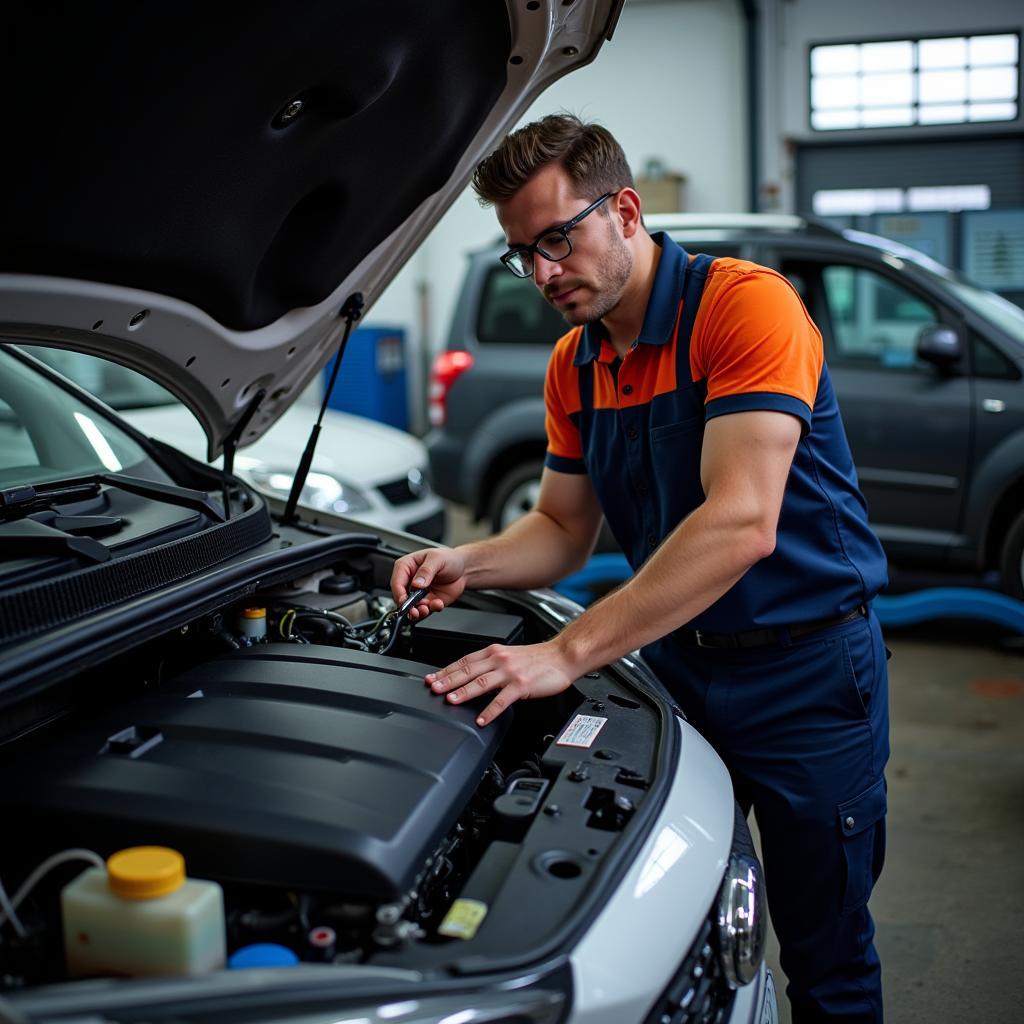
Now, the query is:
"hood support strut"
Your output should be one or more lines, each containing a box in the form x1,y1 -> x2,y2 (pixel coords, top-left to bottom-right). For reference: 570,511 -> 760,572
221,387 -> 267,519
282,292 -> 364,524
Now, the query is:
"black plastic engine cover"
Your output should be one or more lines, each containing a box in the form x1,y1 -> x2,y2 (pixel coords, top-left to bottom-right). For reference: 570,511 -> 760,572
1,645 -> 508,901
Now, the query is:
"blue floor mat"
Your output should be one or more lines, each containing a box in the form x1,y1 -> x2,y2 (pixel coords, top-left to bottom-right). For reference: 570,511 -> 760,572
553,556 -> 1024,634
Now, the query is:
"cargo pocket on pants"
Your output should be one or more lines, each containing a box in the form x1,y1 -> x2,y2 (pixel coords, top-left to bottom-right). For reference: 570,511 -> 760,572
837,776 -> 887,915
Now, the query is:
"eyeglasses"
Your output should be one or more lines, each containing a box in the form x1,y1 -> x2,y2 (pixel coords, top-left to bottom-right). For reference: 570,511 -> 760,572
499,192 -> 615,278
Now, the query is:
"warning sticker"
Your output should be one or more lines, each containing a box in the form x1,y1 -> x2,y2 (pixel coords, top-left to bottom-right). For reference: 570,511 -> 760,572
556,714 -> 608,748
438,898 -> 488,940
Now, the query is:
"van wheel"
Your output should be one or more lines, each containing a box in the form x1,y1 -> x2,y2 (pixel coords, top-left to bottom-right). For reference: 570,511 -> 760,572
999,509 -> 1024,599
489,461 -> 543,533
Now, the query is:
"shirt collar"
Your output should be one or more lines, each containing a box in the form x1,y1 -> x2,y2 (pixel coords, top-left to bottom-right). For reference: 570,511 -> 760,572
572,232 -> 689,366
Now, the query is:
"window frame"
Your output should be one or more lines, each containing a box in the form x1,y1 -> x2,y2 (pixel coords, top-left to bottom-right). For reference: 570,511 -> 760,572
807,29 -> 1022,133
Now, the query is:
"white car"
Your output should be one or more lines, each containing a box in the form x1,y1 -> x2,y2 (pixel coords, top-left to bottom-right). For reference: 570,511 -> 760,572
30,348 -> 446,541
0,3 -> 776,1024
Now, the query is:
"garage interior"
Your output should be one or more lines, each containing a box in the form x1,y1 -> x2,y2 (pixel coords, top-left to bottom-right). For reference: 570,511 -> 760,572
2,1 -> 1021,1021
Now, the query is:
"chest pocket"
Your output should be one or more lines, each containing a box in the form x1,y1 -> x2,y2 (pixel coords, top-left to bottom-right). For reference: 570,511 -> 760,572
648,378 -> 708,527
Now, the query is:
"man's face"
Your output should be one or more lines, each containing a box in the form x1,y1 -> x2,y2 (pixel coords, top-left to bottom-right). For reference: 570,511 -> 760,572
496,163 -> 632,327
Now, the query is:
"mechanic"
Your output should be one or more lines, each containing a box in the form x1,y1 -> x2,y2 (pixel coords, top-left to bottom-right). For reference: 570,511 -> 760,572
392,114 -> 889,1023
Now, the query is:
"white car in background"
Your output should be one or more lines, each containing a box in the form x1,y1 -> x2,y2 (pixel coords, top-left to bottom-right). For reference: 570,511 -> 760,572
31,349 -> 446,541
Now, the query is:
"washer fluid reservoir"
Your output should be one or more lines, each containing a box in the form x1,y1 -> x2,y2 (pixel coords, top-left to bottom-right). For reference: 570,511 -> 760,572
61,846 -> 225,977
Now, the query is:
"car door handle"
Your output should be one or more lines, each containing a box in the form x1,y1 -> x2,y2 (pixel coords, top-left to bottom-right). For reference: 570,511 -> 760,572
982,399 -> 1006,413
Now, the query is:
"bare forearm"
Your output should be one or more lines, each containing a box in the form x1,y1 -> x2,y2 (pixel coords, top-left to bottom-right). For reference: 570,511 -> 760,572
458,508 -> 595,591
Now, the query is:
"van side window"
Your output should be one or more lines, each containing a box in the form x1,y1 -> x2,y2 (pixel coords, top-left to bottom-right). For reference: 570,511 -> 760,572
819,265 -> 939,371
476,269 -> 568,345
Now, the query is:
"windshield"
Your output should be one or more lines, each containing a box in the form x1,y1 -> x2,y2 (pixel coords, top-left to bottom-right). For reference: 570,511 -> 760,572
842,228 -> 1024,347
28,348 -> 176,410
0,346 -> 167,489
941,279 -> 1024,345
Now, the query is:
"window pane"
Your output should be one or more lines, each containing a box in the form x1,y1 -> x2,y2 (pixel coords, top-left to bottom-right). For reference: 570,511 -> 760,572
813,188 -> 903,216
919,69 -> 968,103
811,108 -> 860,130
919,102 -> 968,124
477,269 -> 567,345
812,44 -> 860,75
906,185 -> 990,212
861,105 -> 913,127
969,34 -> 1018,67
861,41 -> 913,72
812,75 -> 860,109
862,72 -> 913,106
0,396 -> 40,472
968,101 -> 1018,121
822,266 -> 937,370
968,66 -> 1018,102
919,36 -> 967,68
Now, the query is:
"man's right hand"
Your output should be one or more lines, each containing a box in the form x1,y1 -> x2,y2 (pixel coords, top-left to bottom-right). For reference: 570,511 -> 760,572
390,548 -> 468,622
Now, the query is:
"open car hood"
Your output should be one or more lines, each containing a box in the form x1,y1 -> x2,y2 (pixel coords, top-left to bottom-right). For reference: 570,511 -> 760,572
0,1 -> 621,458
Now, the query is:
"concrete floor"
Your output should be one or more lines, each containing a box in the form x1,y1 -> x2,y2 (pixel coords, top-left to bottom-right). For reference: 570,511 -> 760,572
443,504 -> 1024,1023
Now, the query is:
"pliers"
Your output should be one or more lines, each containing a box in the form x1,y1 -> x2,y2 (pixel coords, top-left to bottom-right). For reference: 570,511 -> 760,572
364,587 -> 430,655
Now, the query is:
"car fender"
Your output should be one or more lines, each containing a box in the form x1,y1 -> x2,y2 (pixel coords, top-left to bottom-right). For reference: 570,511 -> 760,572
460,395 -> 547,509
962,426 -> 1024,562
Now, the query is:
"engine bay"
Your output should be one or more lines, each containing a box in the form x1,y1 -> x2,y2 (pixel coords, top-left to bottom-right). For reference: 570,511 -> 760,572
0,536 -> 663,990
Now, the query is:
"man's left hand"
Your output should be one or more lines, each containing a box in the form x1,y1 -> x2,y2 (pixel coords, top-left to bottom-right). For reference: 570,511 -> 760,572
425,641 -> 577,727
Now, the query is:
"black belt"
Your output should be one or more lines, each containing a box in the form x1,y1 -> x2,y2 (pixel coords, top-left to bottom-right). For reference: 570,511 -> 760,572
682,605 -> 868,650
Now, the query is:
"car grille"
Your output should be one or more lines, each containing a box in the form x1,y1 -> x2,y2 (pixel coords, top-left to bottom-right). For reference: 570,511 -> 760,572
644,916 -> 734,1024
378,475 -> 419,506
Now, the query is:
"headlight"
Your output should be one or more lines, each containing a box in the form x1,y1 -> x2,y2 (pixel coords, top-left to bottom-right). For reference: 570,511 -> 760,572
245,465 -> 373,515
717,851 -> 767,988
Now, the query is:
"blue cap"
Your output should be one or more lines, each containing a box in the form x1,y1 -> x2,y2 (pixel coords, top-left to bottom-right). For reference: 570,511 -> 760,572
228,943 -> 300,969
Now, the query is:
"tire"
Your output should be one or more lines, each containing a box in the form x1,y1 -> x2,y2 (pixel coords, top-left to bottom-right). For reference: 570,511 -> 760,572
999,509 -> 1024,600
488,460 -> 543,533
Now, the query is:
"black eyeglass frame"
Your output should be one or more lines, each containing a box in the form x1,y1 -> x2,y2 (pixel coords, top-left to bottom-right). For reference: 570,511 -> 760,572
499,191 -> 616,278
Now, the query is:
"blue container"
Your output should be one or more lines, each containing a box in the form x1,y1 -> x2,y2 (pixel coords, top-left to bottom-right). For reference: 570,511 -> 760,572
323,325 -> 408,431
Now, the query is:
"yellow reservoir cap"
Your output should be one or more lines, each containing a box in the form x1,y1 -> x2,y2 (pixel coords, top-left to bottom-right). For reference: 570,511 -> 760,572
107,847 -> 186,900
241,607 -> 266,619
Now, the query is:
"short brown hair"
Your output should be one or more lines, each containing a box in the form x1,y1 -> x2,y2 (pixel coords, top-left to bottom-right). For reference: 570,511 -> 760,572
472,113 -> 634,206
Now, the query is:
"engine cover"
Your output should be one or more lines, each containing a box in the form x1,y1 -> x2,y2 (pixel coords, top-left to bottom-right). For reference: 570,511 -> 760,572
3,645 -> 508,901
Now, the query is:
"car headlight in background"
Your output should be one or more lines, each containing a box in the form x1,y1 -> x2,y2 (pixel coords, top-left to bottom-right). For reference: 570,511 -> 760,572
244,464 -> 373,515
717,851 -> 767,988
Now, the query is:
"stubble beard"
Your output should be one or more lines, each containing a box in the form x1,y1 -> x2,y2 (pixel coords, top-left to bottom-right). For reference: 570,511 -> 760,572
548,220 -> 633,327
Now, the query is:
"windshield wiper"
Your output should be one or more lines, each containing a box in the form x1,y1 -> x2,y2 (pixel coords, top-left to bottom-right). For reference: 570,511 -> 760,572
0,481 -> 102,520
0,516 -> 110,564
1,474 -> 225,525
94,473 -> 225,523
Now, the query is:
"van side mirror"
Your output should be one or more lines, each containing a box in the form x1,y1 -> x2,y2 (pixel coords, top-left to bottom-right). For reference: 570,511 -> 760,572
916,324 -> 962,374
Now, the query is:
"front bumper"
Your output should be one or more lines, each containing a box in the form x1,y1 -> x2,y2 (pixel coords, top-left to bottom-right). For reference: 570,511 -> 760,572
564,715 -> 777,1024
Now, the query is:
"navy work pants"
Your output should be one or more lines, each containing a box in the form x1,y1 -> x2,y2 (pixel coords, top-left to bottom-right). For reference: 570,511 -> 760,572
651,611 -> 889,1022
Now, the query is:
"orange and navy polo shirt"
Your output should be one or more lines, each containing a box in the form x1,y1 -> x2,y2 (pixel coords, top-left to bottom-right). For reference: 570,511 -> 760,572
543,233 -> 887,632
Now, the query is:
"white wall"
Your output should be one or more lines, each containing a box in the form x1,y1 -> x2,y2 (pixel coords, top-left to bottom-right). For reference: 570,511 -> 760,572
368,0 -> 748,431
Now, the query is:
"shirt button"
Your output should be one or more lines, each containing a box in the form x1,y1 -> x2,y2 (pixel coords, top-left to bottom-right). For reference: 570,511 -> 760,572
627,428 -> 639,441
647,533 -> 657,547
622,384 -> 633,396
845,816 -> 856,830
